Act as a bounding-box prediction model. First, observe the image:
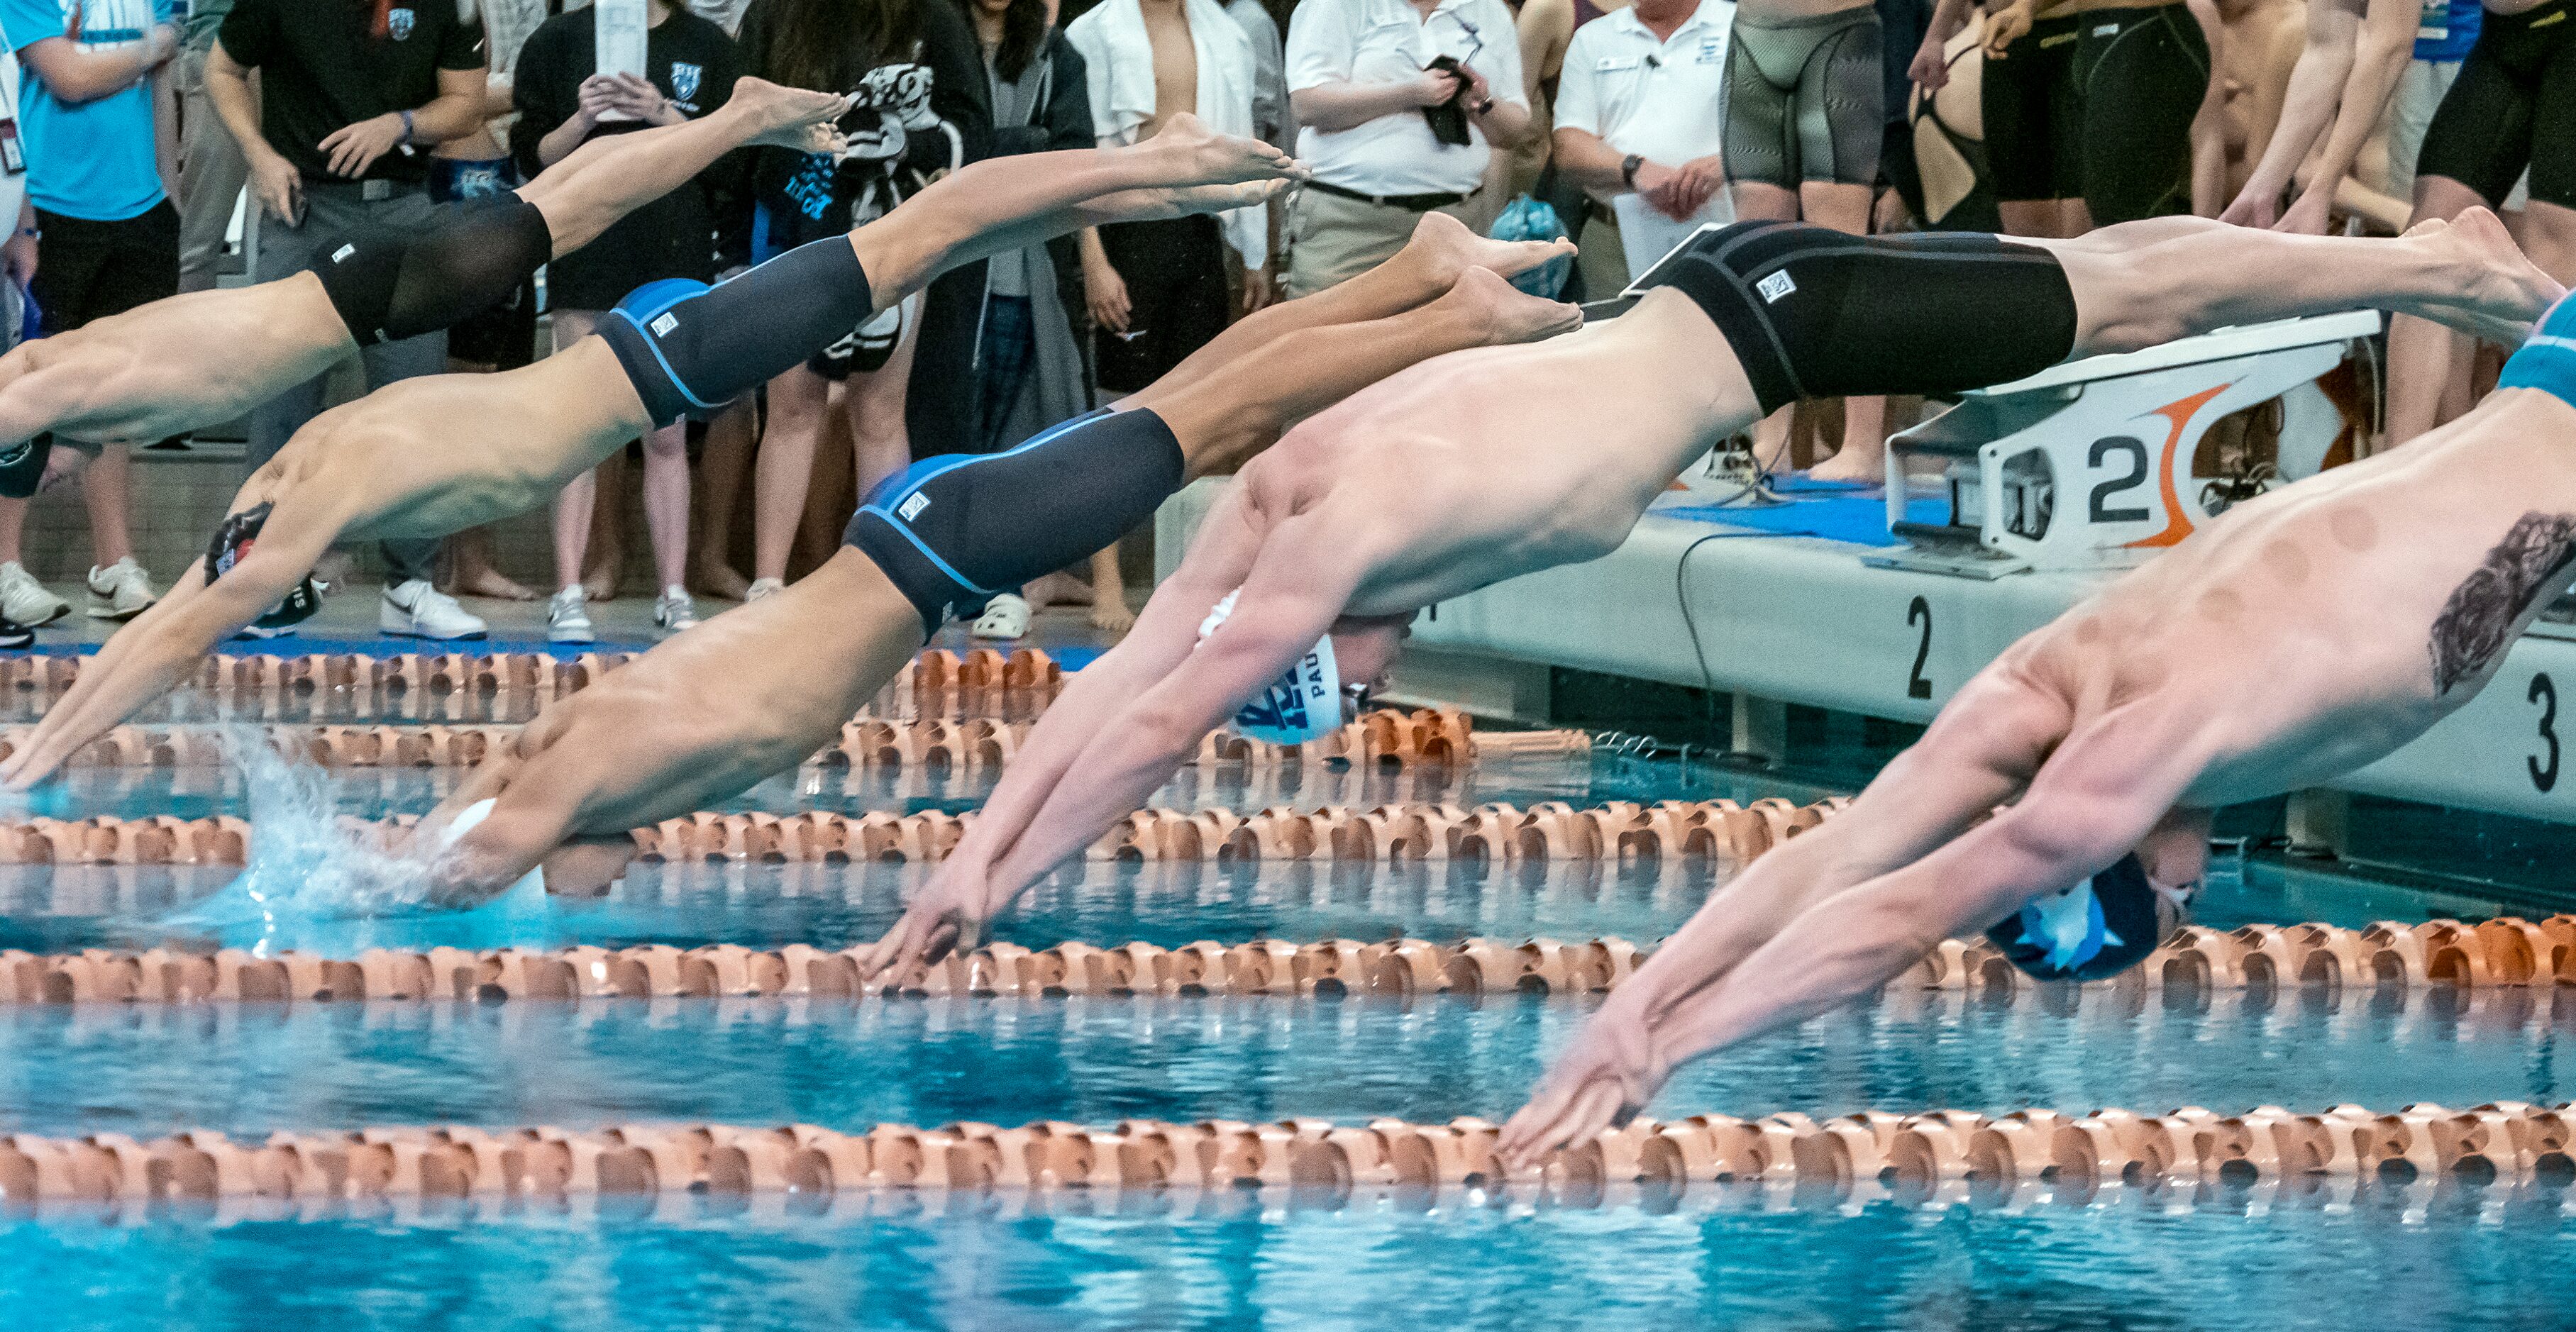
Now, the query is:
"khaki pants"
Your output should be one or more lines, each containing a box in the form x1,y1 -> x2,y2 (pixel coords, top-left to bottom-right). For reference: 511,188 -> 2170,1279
1283,187 -> 1480,299
176,39 -> 250,294
1575,206 -> 1627,300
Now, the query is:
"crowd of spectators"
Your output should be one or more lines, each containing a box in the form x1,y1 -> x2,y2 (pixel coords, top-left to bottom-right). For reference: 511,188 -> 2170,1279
0,0 -> 2563,643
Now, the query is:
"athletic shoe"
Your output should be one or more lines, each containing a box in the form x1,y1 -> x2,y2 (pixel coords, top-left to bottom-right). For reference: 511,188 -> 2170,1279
971,592 -> 1032,640
85,557 -> 158,620
232,621 -> 290,640
0,562 -> 67,626
380,579 -> 488,640
745,577 -> 785,604
654,587 -> 700,636
0,614 -> 31,649
548,586 -> 596,643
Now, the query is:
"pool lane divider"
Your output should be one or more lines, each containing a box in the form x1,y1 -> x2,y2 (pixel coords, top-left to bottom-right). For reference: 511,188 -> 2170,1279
4,646 -> 1071,701
5,1102 -> 2569,1206
0,794 -> 1811,868
0,709 -> 1561,776
7,911 -> 2576,1004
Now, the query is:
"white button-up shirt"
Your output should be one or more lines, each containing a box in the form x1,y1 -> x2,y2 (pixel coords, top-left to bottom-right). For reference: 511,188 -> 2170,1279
1554,0 -> 1735,183
1286,0 -> 1525,196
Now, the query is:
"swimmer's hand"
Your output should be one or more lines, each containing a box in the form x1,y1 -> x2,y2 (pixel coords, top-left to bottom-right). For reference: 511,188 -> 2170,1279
1496,989 -> 1669,1171
858,860 -> 1012,982
1981,0 -> 2034,57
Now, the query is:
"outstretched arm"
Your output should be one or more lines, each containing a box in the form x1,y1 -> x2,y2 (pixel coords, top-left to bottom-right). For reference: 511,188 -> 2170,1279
2274,0 -> 2416,233
2221,0 -> 2357,226
862,496 -> 1276,975
4,498 -> 344,788
1500,699 -> 2212,1166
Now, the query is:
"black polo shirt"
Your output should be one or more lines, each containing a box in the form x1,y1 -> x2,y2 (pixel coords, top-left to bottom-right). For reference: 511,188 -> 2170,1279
217,0 -> 487,184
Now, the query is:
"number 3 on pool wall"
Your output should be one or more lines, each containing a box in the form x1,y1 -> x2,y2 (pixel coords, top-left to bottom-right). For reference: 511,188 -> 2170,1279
2531,672 -> 2559,794
1906,596 -> 1933,700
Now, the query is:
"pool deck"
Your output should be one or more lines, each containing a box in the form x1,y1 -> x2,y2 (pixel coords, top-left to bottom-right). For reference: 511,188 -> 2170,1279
16,579 -> 1132,659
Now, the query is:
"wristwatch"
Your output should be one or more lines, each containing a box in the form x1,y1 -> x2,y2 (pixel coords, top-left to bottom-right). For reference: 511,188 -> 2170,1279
1620,154 -> 1644,188
1473,96 -> 1495,116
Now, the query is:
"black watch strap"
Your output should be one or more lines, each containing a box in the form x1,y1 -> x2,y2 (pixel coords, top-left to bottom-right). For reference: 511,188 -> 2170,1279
1621,154 -> 1644,187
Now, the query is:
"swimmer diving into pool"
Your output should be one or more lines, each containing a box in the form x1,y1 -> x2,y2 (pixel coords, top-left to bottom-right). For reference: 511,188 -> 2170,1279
1498,291 -> 2576,1167
0,118 -> 1310,790
854,208 -> 2567,987
396,217 -> 1579,902
0,77 -> 857,498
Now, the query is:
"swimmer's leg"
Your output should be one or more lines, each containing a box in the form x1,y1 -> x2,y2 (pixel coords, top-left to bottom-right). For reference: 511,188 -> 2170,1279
848,122 -> 1299,309
1139,267 -> 1582,470
2036,206 -> 2567,354
515,79 -> 851,255
1142,212 -> 1576,399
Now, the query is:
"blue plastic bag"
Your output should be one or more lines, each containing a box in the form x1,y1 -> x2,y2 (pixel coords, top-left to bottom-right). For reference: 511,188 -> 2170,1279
1488,195 -> 1573,299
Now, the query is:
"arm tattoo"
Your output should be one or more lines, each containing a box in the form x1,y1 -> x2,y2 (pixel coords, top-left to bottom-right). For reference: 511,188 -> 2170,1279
2428,512 -> 2576,694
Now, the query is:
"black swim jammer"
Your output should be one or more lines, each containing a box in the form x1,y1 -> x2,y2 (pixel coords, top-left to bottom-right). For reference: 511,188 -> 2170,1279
1637,221 -> 2080,414
597,237 -> 880,427
314,195 -> 555,348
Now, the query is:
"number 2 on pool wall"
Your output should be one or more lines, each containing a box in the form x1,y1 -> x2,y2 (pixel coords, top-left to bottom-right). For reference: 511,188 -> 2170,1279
2531,673 -> 2560,794
1906,597 -> 1933,700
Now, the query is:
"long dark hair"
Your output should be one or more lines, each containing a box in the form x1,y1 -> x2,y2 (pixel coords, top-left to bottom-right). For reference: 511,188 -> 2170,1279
988,0 -> 1049,83
757,0 -> 922,91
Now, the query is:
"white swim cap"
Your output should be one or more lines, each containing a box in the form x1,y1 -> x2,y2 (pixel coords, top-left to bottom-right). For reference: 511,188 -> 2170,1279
1198,588 -> 1345,745
438,797 -> 548,901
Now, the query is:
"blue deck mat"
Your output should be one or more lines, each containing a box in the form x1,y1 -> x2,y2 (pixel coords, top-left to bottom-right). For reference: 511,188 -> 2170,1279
1662,482 -> 1943,548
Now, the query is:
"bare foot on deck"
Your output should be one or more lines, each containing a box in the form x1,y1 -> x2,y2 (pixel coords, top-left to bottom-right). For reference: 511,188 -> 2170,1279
1090,596 -> 1137,635
1803,445 -> 1885,484
690,559 -> 751,602
1024,570 -> 1095,608
447,567 -> 539,601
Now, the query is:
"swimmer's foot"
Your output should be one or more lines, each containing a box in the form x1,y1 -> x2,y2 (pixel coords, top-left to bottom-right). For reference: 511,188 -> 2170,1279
731,77 -> 859,153
1437,265 -> 1583,344
2426,206 -> 2567,342
1137,112 -> 1305,186
1078,179 -> 1294,228
1401,209 -> 1579,287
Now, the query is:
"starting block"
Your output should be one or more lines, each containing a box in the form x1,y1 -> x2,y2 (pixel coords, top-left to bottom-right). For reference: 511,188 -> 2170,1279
1871,311 -> 2379,578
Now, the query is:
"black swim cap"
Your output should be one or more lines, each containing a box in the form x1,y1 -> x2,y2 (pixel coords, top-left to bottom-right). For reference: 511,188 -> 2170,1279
1984,853 -> 2177,982
204,501 -> 324,632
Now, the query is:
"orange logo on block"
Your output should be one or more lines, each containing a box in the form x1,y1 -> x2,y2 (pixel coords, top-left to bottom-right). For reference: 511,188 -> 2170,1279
2123,382 -> 2233,550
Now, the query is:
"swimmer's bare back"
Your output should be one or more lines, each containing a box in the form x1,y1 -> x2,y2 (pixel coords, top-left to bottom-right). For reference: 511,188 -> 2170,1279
0,274 -> 353,454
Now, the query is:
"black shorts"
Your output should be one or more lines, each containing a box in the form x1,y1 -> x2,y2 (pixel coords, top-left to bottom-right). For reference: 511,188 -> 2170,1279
1639,221 -> 2077,414
844,406 -> 1188,633
29,201 -> 179,334
314,194 -> 554,347
1095,216 -> 1229,394
1983,4 -> 2207,219
2414,0 -> 2576,210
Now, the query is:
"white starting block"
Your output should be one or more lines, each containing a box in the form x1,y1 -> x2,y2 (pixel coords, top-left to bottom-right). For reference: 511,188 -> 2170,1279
1870,311 -> 2379,579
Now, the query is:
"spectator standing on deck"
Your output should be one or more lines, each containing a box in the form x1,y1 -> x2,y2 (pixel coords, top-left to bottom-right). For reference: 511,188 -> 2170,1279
0,0 -> 178,630
1064,0 -> 1264,631
733,0 -> 988,604
177,0 -> 248,294
1281,0 -> 1529,298
1549,0 -> 1732,296
206,0 -> 494,640
516,0 -> 743,643
954,0 -> 1103,641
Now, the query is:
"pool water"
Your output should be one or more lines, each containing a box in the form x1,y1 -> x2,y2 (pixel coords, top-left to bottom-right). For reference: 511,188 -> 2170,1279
1,723 -> 2565,1328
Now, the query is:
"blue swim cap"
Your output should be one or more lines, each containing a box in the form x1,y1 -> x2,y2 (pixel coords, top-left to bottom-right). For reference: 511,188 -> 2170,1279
1984,853 -> 2174,982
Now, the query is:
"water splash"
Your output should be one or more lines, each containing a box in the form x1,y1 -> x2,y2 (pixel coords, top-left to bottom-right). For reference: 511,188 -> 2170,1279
153,722 -> 557,955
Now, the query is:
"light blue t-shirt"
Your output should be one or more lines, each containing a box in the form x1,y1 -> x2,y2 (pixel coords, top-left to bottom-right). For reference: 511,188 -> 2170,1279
0,0 -> 171,220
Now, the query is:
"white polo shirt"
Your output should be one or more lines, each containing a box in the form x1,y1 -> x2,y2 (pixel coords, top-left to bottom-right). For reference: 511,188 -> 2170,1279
1554,0 -> 1735,183
1286,0 -> 1525,196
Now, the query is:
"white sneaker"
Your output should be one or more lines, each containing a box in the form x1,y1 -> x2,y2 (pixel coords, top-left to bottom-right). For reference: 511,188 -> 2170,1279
0,561 -> 68,626
971,592 -> 1032,640
745,577 -> 785,603
548,585 -> 595,643
86,557 -> 158,620
380,578 -> 488,640
654,586 -> 700,636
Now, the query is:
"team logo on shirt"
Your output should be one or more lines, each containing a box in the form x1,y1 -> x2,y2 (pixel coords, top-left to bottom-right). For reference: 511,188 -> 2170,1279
670,62 -> 702,103
388,6 -> 415,39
